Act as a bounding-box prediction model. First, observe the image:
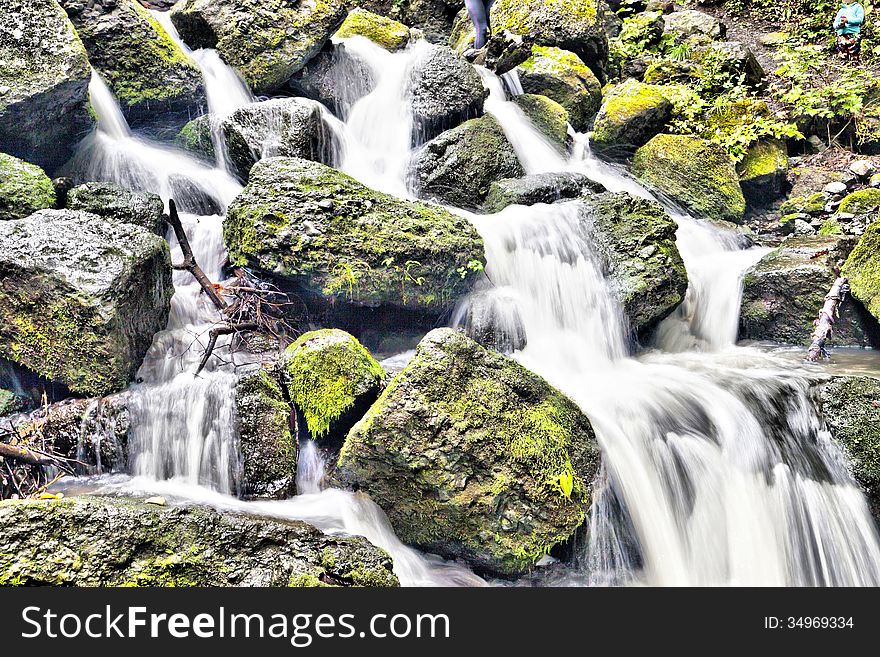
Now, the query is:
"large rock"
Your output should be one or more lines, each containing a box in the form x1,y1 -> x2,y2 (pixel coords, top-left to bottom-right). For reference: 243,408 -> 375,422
0,497 -> 398,586
59,0 -> 205,131
221,98 -> 338,180
818,376 -> 880,521
838,188 -> 880,218
632,134 -> 746,224
234,366 -> 298,500
450,0 -> 611,72
579,191 -> 688,334
693,41 -> 765,88
484,172 -> 604,212
514,94 -> 570,149
337,328 -> 601,578
175,114 -> 217,160
407,44 -> 487,145
335,7 -> 411,50
741,236 -> 878,345
408,114 -> 524,209
224,157 -> 485,314
282,329 -> 385,444
288,42 -> 376,121
589,78 -> 671,156
0,0 -> 94,172
843,218 -> 880,323
170,0 -> 348,95
65,181 -> 165,234
662,9 -> 725,41
0,154 -> 56,222
515,45 -> 602,132
0,210 -> 173,397
737,139 -> 788,208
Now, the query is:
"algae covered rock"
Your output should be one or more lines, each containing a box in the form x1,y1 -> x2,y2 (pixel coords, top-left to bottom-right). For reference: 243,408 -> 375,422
579,191 -> 688,334
0,0 -> 94,172
59,0 -> 206,131
235,366 -> 297,500
741,236 -> 876,345
282,329 -> 385,444
484,172 -> 603,212
221,98 -> 338,180
0,153 -> 56,222
0,497 -> 399,587
632,133 -> 746,224
170,0 -> 348,94
224,157 -> 485,314
335,7 -> 410,50
818,376 -> 880,520
408,114 -> 524,209
65,181 -> 165,234
837,188 -> 880,217
0,210 -> 173,397
515,45 -> 602,132
407,44 -> 487,144
514,94 -> 570,149
843,218 -> 880,323
175,114 -> 217,161
737,139 -> 788,208
337,328 -> 601,578
589,78 -> 671,156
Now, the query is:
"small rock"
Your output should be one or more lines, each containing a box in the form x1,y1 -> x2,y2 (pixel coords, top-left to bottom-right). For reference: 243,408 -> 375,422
794,218 -> 815,235
638,245 -> 657,258
871,173 -> 880,188
806,135 -> 827,153
144,496 -> 166,506
824,181 -> 848,195
837,212 -> 856,221
825,200 -> 841,213
850,160 -> 876,178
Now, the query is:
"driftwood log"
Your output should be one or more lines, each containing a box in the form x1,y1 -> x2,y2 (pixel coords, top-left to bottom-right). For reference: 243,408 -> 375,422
806,260 -> 850,362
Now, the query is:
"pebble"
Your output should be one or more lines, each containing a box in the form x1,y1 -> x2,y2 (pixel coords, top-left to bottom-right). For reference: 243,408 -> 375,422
824,200 -> 841,213
849,160 -> 875,178
837,212 -> 856,221
794,218 -> 815,235
145,496 -> 166,506
823,181 -> 848,195
638,245 -> 656,259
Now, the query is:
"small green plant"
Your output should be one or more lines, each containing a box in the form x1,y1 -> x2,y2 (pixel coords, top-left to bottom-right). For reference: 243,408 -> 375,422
457,259 -> 484,279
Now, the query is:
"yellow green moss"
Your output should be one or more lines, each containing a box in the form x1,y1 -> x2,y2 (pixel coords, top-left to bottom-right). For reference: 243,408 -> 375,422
335,8 -> 410,50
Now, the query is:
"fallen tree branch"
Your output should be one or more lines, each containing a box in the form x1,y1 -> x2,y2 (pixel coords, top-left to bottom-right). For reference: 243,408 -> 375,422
806,260 -> 850,362
195,322 -> 261,376
166,199 -> 229,312
0,441 -> 54,466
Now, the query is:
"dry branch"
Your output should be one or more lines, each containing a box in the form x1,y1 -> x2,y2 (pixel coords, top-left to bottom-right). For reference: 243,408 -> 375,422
166,199 -> 229,312
806,260 -> 850,362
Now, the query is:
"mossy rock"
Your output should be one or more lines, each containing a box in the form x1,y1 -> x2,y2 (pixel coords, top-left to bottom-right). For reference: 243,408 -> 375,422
59,0 -> 206,131
409,114 -> 524,209
515,45 -> 602,131
337,328 -> 601,578
0,497 -> 398,587
737,139 -> 788,208
632,133 -> 746,224
282,329 -> 385,445
589,78 -> 671,156
0,0 -> 94,172
0,388 -> 22,417
514,94 -> 570,149
65,181 -> 165,234
175,114 -> 217,161
742,235 -> 876,345
780,191 -> 827,217
819,218 -> 844,236
170,0 -> 348,95
224,157 -> 485,314
0,153 -> 56,221
0,210 -> 173,397
235,366 -> 297,500
484,172 -> 604,212
843,218 -> 880,323
818,376 -> 880,521
642,59 -> 700,85
335,8 -> 410,50
837,188 -> 880,217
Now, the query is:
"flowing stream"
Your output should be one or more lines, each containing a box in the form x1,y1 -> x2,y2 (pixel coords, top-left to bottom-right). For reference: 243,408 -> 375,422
62,21 -> 880,586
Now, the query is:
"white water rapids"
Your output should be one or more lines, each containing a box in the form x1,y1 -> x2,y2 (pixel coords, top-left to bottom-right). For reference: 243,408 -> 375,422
60,20 -> 880,586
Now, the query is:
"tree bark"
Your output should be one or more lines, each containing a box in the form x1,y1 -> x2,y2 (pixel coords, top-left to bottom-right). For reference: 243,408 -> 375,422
0,442 -> 54,466
806,262 -> 850,362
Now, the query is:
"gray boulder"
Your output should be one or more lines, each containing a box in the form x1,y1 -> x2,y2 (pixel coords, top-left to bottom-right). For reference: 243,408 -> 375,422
66,182 -> 165,234
408,114 -> 523,209
484,172 -> 604,213
221,98 -> 339,180
0,0 -> 94,172
337,328 -> 601,578
0,210 -> 173,397
224,157 -> 485,315
288,42 -> 376,121
662,9 -> 726,41
407,44 -> 487,145
0,496 -> 399,586
170,0 -> 348,94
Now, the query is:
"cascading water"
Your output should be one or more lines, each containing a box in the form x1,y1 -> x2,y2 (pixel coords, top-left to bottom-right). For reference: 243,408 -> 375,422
63,19 -> 880,587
